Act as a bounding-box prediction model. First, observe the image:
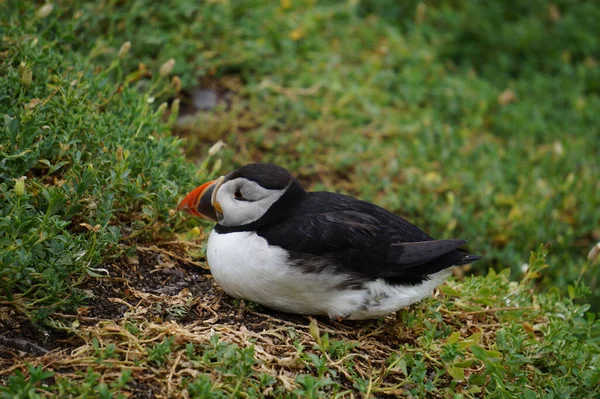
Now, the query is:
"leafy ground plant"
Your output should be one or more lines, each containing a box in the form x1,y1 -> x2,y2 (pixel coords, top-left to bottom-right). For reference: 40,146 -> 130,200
59,0 -> 600,304
1,1 -> 600,398
1,245 -> 599,397
0,2 -> 200,321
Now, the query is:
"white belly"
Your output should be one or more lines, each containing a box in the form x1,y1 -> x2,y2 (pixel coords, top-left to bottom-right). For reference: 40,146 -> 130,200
206,230 -> 449,320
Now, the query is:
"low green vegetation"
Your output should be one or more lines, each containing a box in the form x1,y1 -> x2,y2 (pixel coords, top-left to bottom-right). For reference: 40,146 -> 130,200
64,0 -> 600,298
0,11 -> 197,321
1,0 -> 599,397
2,247 -> 599,398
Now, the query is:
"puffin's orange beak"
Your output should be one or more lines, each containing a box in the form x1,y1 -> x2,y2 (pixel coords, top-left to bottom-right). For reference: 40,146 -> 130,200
177,177 -> 223,221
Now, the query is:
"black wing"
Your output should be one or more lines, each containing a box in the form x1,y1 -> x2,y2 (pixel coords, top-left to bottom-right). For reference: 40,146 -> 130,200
257,192 -> 479,283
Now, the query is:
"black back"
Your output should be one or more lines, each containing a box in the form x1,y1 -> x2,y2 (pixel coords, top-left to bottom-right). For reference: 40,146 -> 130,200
255,191 -> 478,285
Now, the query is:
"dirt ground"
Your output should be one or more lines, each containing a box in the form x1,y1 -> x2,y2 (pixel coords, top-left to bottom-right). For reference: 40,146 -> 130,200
1,238 -> 437,397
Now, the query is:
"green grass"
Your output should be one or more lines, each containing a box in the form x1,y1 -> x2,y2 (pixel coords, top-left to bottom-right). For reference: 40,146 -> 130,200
0,1 -> 199,321
1,0 -> 600,397
62,0 -> 600,299
1,247 -> 599,398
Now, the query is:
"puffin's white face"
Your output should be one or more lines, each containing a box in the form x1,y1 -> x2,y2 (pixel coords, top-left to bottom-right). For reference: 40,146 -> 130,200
178,163 -> 305,228
213,177 -> 288,226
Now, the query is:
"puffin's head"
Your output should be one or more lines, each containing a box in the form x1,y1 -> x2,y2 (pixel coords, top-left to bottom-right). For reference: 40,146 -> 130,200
178,163 -> 304,227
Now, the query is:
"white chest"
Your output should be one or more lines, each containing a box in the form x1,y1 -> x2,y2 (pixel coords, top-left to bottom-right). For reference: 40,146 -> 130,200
205,230 -> 448,319
206,230 -> 367,317
206,230 -> 289,301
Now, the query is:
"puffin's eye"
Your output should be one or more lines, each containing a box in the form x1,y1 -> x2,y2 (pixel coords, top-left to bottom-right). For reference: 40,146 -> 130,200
234,189 -> 245,201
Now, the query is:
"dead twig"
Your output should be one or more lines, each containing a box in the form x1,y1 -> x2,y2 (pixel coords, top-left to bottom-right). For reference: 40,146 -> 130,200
136,245 -> 208,269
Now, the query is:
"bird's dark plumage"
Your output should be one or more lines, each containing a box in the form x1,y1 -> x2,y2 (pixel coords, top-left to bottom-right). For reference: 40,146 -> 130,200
227,163 -> 293,190
181,163 -> 482,319
214,166 -> 480,286
255,191 -> 479,285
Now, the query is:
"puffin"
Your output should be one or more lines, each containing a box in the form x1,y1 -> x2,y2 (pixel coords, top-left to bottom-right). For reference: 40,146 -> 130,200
178,163 -> 480,320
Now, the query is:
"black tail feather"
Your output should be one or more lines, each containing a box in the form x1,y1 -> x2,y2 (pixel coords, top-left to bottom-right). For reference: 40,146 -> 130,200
455,254 -> 482,266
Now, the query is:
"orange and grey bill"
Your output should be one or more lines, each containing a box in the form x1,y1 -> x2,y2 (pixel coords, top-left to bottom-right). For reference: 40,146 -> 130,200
177,179 -> 219,221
